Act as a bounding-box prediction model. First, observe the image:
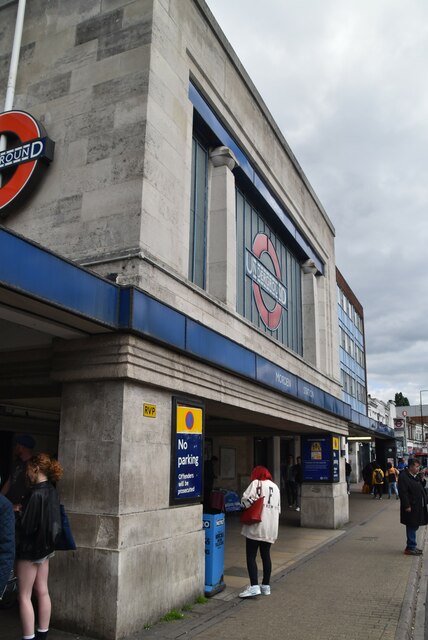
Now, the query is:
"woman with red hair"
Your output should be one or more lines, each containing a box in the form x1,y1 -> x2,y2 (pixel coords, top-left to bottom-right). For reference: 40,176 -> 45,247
239,466 -> 281,598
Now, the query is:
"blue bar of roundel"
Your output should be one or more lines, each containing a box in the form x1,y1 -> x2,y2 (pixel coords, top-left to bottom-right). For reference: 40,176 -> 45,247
186,319 -> 256,379
0,228 -> 118,326
256,356 -> 298,396
130,290 -> 186,349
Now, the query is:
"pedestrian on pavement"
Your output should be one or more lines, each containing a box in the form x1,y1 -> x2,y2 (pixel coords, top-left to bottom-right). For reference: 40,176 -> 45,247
397,458 -> 407,472
293,456 -> 303,511
283,455 -> 297,508
371,462 -> 384,499
398,457 -> 428,555
239,465 -> 281,598
15,453 -> 63,640
345,460 -> 352,494
1,434 -> 36,512
362,460 -> 375,495
0,494 -> 15,598
203,455 -> 218,509
385,462 -> 399,499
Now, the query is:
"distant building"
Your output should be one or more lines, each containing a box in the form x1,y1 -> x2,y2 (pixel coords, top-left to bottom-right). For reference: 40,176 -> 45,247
368,395 -> 396,430
336,268 -> 367,415
394,404 -> 428,464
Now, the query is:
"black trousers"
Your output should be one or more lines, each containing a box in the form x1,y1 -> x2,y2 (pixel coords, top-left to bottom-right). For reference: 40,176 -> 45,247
246,537 -> 272,586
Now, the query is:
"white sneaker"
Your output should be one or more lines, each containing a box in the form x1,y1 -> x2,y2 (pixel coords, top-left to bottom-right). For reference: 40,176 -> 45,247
239,585 -> 261,598
295,507 -> 300,512
260,584 -> 271,595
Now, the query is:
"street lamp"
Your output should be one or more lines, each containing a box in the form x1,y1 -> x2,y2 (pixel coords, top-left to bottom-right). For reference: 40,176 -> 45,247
420,390 -> 428,426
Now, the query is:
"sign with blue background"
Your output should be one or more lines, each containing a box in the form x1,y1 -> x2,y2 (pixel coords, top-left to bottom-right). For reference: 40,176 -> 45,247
171,400 -> 204,504
301,434 -> 340,483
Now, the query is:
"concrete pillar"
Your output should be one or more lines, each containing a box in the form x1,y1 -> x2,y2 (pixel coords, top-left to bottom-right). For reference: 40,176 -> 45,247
302,259 -> 320,367
49,352 -> 204,639
207,146 -> 238,306
301,482 -> 349,529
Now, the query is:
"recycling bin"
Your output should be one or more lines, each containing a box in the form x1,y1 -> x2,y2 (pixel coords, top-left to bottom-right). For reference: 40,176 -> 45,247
203,512 -> 226,596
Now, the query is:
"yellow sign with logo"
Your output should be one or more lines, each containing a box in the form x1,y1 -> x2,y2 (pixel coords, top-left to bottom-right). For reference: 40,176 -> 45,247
332,437 -> 340,450
143,403 -> 156,418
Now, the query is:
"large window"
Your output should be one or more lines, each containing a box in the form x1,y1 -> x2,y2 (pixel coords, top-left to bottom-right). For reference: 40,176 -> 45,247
188,136 -> 208,289
236,188 -> 303,355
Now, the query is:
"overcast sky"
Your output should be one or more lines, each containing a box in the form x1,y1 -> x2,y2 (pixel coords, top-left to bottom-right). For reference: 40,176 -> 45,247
205,0 -> 428,406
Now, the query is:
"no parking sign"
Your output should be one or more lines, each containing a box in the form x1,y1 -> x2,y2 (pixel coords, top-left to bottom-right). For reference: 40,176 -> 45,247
170,398 -> 204,504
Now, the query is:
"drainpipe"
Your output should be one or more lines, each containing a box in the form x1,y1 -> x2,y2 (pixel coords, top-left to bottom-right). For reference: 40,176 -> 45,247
0,0 -> 27,187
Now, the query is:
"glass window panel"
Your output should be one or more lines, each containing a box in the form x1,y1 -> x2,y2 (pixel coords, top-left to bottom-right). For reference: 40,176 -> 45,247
189,137 -> 208,288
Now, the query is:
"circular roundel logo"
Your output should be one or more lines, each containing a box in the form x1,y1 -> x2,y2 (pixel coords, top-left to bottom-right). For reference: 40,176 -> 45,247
0,110 -> 54,217
185,411 -> 194,430
246,233 -> 287,331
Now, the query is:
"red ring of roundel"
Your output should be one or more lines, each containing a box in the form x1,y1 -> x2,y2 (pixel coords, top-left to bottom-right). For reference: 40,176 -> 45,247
251,233 -> 283,331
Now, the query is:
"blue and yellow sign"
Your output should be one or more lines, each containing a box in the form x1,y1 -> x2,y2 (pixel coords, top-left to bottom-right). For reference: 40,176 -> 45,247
171,402 -> 204,503
301,434 -> 340,483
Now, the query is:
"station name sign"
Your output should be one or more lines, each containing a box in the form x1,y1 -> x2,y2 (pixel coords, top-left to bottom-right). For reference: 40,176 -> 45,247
0,110 -> 54,216
0,137 -> 52,170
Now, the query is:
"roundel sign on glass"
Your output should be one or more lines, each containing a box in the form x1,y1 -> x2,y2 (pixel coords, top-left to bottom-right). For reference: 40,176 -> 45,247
0,110 -> 55,216
245,233 -> 288,330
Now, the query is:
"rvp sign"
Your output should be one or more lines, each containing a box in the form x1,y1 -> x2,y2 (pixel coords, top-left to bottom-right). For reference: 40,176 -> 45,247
0,111 -> 54,216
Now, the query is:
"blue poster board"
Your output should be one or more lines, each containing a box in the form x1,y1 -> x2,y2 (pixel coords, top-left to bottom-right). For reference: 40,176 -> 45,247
301,434 -> 340,483
170,399 -> 204,504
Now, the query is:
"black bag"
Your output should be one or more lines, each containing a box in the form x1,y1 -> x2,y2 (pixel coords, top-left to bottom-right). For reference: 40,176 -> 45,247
0,569 -> 18,609
55,504 -> 76,551
375,470 -> 383,484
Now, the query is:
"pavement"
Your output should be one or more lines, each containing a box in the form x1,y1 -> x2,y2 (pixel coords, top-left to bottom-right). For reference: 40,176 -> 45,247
1,486 -> 427,640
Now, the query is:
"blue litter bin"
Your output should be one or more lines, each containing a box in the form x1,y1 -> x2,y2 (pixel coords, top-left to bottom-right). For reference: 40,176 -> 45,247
203,512 -> 226,596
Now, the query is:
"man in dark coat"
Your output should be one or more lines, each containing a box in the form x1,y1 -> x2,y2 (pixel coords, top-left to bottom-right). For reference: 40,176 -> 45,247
398,457 -> 428,555
0,495 -> 15,597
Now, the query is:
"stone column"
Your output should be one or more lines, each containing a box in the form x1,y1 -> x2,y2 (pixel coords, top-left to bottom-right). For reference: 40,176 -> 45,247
301,482 -> 349,529
49,336 -> 204,639
302,259 -> 320,367
207,146 -> 238,307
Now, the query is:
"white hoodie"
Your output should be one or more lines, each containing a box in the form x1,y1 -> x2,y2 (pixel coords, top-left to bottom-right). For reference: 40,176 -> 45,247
241,479 -> 281,544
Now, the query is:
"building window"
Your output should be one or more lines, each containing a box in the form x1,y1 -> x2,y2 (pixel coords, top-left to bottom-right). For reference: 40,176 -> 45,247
189,136 -> 208,288
236,188 -> 303,355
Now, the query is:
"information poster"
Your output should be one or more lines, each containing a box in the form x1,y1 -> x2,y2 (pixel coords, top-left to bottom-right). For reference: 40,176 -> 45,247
170,399 -> 204,504
301,434 -> 340,483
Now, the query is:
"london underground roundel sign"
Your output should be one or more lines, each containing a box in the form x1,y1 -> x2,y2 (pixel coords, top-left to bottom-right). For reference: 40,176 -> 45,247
0,110 -> 54,216
245,232 -> 288,330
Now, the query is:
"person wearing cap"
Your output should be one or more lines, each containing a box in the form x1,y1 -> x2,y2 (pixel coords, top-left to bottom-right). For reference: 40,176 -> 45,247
1,435 -> 36,511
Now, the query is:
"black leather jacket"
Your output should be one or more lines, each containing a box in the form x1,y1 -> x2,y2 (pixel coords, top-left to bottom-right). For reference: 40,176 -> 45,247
16,481 -> 61,561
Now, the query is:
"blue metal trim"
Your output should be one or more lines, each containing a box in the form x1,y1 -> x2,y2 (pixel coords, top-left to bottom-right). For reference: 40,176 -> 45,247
0,227 -> 119,326
189,82 -> 324,274
130,289 -> 186,350
186,318 -> 256,379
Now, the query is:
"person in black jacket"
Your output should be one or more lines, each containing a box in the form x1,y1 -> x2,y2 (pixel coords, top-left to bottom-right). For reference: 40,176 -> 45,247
16,454 -> 63,640
398,457 -> 428,556
0,494 -> 15,597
